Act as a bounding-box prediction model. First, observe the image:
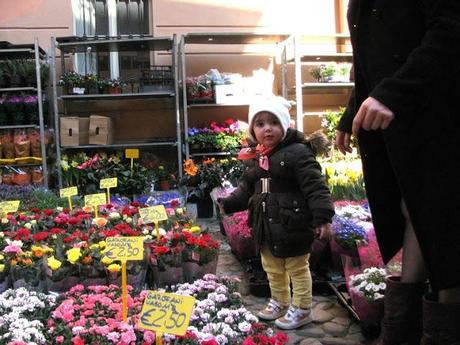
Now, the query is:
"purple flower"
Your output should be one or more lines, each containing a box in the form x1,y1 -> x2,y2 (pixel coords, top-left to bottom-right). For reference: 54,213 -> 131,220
23,95 -> 38,104
6,96 -> 23,103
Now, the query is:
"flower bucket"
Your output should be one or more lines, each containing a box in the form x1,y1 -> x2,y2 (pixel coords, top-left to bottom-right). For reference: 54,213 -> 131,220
349,290 -> 383,339
81,277 -> 108,288
151,265 -> 183,288
182,261 -> 203,283
201,256 -> 218,275
12,277 -> 45,291
197,195 -> 214,218
0,275 -> 11,293
46,275 -> 80,293
107,267 -> 148,291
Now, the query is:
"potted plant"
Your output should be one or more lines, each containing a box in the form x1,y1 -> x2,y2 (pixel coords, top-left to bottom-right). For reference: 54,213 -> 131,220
349,267 -> 390,338
4,95 -> 24,125
155,164 -> 176,191
182,158 -> 224,218
107,78 -> 126,94
331,215 -> 368,257
59,71 -> 83,94
40,63 -> 49,87
23,95 -> 38,124
0,63 -> 7,88
97,78 -> 110,94
83,73 -> 98,94
0,98 -> 8,126
17,60 -> 37,86
4,59 -> 21,87
310,64 -> 337,82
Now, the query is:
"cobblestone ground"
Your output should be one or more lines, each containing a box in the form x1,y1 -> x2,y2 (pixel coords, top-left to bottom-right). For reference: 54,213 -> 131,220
200,218 -> 368,345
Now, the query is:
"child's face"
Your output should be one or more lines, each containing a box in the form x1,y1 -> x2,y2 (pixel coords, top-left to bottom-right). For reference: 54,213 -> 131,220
252,112 -> 284,148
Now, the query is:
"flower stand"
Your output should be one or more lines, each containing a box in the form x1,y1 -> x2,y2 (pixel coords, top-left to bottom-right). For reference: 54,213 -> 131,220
182,261 -> 202,283
46,275 -> 80,294
349,290 -> 384,339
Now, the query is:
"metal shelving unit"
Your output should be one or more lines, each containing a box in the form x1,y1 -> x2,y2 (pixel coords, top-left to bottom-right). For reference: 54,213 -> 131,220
285,34 -> 353,132
0,38 -> 49,189
51,35 -> 182,188
179,32 -> 290,159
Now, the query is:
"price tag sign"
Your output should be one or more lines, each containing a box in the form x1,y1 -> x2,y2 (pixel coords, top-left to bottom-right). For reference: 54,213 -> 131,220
138,205 -> 168,224
138,291 -> 195,335
100,177 -> 117,189
0,200 -> 20,214
84,193 -> 107,207
125,148 -> 139,159
105,236 -> 144,261
59,186 -> 78,198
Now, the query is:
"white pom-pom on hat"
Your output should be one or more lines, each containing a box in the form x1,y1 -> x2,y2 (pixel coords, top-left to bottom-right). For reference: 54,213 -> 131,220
248,95 -> 292,142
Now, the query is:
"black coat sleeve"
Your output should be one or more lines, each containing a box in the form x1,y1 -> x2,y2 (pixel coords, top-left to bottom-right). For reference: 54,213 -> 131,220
337,87 -> 356,133
370,0 -> 460,118
293,145 -> 335,227
219,177 -> 254,214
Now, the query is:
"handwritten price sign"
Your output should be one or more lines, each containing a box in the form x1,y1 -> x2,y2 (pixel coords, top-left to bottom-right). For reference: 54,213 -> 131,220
84,193 -> 107,207
125,148 -> 139,159
138,291 -> 195,335
105,237 -> 144,261
100,177 -> 117,189
60,186 -> 78,198
138,205 -> 168,224
0,200 -> 20,214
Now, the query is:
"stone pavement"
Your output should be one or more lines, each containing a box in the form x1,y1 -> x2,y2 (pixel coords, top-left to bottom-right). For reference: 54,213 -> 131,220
200,218 -> 368,345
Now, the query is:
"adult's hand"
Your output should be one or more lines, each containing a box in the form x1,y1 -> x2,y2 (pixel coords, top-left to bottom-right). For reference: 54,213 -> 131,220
336,130 -> 353,155
352,97 -> 395,136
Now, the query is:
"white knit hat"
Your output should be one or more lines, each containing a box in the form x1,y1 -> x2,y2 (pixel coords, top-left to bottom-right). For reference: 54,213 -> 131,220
248,95 -> 292,142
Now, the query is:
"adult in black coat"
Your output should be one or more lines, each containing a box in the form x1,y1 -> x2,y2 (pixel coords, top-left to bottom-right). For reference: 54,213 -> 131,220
336,0 -> 460,344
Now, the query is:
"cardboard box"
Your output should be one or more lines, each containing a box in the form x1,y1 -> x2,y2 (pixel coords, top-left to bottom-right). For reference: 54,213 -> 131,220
89,115 -> 113,145
60,117 -> 89,147
214,84 -> 247,104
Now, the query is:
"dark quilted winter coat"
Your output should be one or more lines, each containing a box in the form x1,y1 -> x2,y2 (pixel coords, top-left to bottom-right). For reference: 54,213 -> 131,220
338,0 -> 460,290
221,129 -> 334,258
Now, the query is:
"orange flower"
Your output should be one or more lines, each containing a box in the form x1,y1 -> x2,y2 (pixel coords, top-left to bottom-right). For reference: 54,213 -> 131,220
32,247 -> 44,258
83,205 -> 94,213
22,258 -> 33,266
81,256 -> 93,265
10,259 -> 18,266
203,158 -> 215,165
93,217 -> 108,227
184,159 -> 198,176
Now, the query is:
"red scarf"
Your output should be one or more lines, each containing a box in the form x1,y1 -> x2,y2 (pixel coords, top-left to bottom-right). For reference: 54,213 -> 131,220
238,144 -> 274,171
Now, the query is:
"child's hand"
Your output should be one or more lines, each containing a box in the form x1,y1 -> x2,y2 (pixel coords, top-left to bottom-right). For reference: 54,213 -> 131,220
217,198 -> 226,215
315,223 -> 332,240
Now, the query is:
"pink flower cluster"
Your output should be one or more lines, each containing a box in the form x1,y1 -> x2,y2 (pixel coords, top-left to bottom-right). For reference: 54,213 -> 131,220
48,284 -> 155,345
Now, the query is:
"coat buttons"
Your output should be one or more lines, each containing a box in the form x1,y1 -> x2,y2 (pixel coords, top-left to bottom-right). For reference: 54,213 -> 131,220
269,218 -> 273,223
280,161 -> 285,166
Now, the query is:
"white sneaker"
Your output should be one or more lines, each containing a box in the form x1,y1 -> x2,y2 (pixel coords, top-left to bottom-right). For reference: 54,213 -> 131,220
275,305 -> 313,330
257,299 -> 289,321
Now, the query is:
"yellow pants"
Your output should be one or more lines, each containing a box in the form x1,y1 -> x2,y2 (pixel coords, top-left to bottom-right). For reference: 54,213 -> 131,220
260,245 -> 312,309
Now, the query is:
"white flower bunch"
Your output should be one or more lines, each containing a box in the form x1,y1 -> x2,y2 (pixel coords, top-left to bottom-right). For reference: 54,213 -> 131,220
336,204 -> 372,222
0,288 -> 56,344
349,267 -> 389,301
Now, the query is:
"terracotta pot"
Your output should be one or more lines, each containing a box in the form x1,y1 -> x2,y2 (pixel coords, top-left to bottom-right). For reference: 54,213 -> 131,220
159,180 -> 170,191
108,86 -> 122,94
